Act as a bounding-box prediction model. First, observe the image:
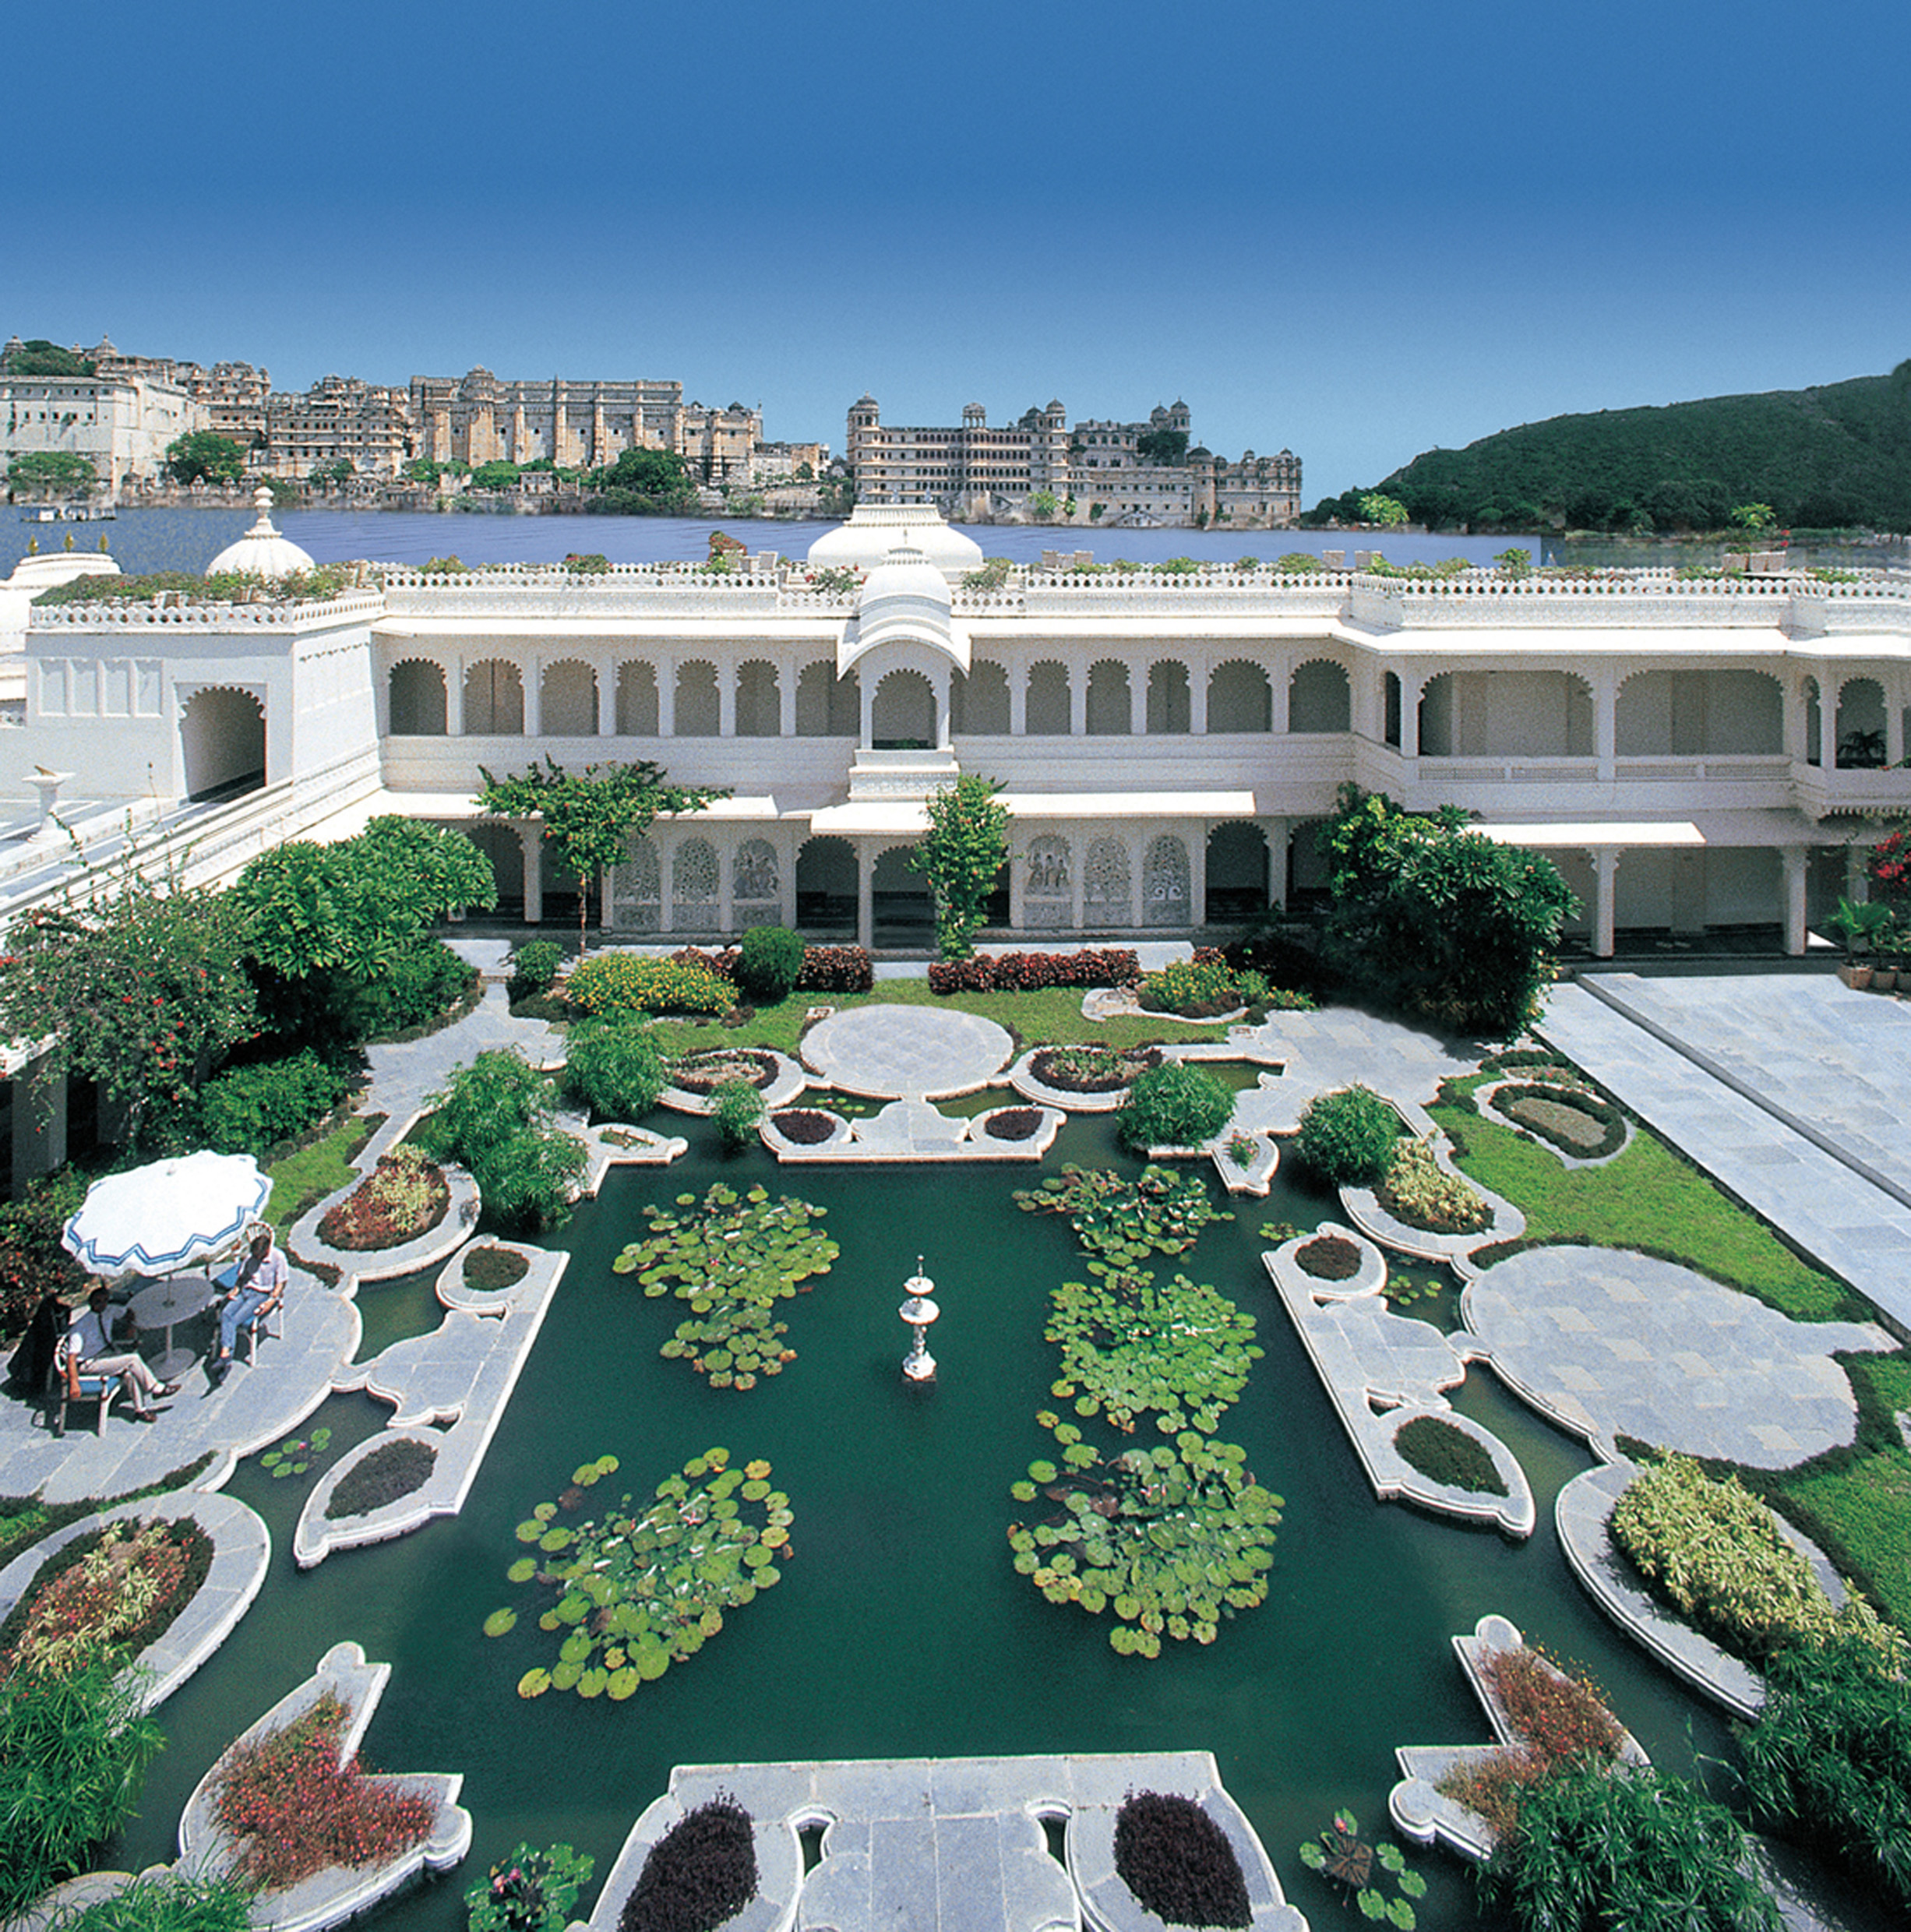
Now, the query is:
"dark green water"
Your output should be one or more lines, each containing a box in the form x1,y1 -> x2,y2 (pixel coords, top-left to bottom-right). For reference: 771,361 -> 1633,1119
98,1118 -> 1829,1929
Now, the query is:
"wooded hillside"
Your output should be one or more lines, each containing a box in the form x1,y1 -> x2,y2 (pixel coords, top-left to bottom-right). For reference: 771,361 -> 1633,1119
1310,363 -> 1911,533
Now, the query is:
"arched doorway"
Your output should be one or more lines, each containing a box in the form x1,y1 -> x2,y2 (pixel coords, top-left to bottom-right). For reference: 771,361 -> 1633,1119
1205,822 -> 1270,923
872,669 -> 936,749
873,844 -> 933,943
796,836 -> 857,932
179,687 -> 266,802
465,821 -> 525,918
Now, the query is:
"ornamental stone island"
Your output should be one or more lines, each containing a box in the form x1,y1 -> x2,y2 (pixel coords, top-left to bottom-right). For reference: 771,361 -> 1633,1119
5,499 -> 1909,964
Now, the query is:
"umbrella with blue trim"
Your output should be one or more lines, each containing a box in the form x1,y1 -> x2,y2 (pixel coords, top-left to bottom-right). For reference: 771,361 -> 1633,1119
62,1151 -> 273,1277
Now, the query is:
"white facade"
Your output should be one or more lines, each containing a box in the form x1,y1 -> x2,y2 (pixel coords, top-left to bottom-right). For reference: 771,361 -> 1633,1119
11,511 -> 1911,956
2,370 -> 202,495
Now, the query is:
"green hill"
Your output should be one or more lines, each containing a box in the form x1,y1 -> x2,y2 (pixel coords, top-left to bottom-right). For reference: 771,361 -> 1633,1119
1313,363 -> 1911,533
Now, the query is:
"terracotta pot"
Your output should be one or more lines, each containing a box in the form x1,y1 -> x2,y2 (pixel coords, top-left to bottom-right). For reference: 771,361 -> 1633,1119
1873,967 -> 1898,991
1839,962 -> 1875,989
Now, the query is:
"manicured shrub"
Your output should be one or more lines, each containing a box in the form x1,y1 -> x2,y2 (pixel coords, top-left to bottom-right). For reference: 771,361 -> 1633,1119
213,1691 -> 435,1889
1739,1628 -> 1911,1911
1394,1416 -> 1508,1496
1296,1085 -> 1398,1186
1377,1136 -> 1492,1234
1610,1454 -> 1903,1666
735,925 -> 804,1003
415,1050 -> 587,1233
52,1870 -> 256,1932
1112,1791 -> 1251,1930
191,1049 -> 358,1156
325,1439 -> 438,1521
794,944 -> 873,993
566,954 -> 735,1017
564,1021 -> 670,1121
927,947 -> 1142,993
508,940 -> 564,999
710,1078 -> 765,1152
1116,1061 -> 1232,1152
344,938 -> 477,1041
1296,1233 -> 1362,1280
619,1796 -> 757,1932
1479,1760 -> 1779,1932
0,1655 -> 166,1916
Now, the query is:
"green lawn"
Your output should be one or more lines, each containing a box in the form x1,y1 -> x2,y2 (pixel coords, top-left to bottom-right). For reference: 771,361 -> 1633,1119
644,981 -> 1222,1059
1778,1448 -> 1911,1631
1429,1076 -> 1856,1322
263,1115 -> 377,1231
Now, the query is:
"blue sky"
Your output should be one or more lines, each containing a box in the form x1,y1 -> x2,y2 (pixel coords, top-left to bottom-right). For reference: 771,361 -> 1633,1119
12,0 -> 1908,499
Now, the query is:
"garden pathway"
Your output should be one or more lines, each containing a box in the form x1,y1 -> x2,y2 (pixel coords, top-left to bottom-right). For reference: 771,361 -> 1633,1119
1540,975 -> 1911,1331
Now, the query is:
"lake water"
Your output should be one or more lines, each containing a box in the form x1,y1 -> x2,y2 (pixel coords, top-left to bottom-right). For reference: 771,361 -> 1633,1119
2,506 -> 1549,579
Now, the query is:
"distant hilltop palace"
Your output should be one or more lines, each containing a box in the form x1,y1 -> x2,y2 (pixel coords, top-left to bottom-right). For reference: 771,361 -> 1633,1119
0,333 -> 824,492
847,395 -> 1301,529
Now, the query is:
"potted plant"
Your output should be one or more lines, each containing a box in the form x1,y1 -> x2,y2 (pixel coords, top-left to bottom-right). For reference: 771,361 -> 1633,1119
1827,898 -> 1891,988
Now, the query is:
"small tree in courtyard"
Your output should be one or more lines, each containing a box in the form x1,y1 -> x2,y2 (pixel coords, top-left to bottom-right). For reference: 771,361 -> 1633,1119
909,774 -> 1010,960
478,757 -> 728,956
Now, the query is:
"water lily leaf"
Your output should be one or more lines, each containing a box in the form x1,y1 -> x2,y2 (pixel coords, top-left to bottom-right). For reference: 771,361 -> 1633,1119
517,1668 -> 551,1698
483,1609 -> 518,1638
506,1557 -> 538,1584
608,1667 -> 640,1700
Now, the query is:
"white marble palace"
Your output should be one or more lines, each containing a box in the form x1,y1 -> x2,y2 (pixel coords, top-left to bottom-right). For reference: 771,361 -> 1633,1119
8,499 -> 1911,957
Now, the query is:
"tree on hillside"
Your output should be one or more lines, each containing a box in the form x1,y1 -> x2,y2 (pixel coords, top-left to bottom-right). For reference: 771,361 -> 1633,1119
1137,428 -> 1190,465
909,773 -> 1010,959
5,451 -> 96,498
1322,784 -> 1574,1037
478,756 -> 729,954
471,460 -> 521,492
164,431 -> 246,486
2,339 -> 94,378
1358,492 -> 1411,527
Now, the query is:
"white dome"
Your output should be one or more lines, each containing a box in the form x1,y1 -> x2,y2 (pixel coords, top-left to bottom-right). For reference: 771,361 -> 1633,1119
206,487 -> 316,580
806,504 -> 983,581
840,545 -> 967,677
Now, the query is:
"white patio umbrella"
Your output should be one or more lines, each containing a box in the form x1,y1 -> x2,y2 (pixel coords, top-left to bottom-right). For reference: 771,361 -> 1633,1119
62,1151 -> 273,1278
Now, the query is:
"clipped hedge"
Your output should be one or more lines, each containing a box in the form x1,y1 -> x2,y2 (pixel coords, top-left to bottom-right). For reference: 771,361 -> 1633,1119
1394,1415 -> 1507,1497
735,925 -> 804,1003
567,954 -> 735,1017
1610,1454 -> 1902,1666
928,947 -> 1141,994
191,1049 -> 358,1158
325,1439 -> 438,1521
1490,1081 -> 1626,1158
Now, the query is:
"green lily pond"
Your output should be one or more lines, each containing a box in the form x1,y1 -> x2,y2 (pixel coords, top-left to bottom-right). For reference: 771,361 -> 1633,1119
93,1108 -> 1894,1932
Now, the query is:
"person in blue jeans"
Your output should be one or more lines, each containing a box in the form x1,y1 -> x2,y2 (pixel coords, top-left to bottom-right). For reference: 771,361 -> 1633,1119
211,1225 -> 287,1380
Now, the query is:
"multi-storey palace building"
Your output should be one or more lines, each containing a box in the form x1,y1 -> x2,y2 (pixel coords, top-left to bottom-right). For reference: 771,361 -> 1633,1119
8,502 -> 1908,968
845,397 -> 1299,528
409,370 -> 687,472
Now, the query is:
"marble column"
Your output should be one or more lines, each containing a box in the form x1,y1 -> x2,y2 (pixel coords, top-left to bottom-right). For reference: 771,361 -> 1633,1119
1782,846 -> 1811,957
1591,848 -> 1620,958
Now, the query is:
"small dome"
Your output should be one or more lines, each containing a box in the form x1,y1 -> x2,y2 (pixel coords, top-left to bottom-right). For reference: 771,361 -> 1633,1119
859,545 -> 952,610
206,487 -> 316,579
806,505 -> 982,581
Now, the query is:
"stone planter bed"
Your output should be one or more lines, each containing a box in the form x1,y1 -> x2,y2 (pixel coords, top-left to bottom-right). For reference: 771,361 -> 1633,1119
0,1490 -> 270,1713
659,1049 -> 807,1116
1479,1079 -> 1631,1166
763,1106 -> 851,1150
1342,1137 -> 1525,1271
291,1131 -> 481,1292
1010,1045 -> 1158,1112
315,1155 -> 450,1250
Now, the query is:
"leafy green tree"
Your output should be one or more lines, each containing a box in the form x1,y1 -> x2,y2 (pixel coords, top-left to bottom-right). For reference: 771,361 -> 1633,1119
795,460 -> 815,481
3,339 -> 94,376
5,450 -> 97,497
1136,428 -> 1190,465
1731,502 -> 1778,533
1027,488 -> 1060,520
587,447 -> 697,513
478,756 -> 728,954
309,458 -> 354,491
404,457 -> 443,485
0,1654 -> 167,1916
1117,1061 -> 1234,1152
1359,491 -> 1411,527
414,1049 -> 585,1232
0,874 -> 258,1149
1493,547 -> 1532,577
816,473 -> 857,518
164,431 -> 246,486
470,460 -> 521,492
1323,784 -> 1574,1037
909,774 -> 1010,959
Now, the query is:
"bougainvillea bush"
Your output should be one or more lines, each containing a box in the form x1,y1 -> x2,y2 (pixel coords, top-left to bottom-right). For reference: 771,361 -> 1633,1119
211,1692 -> 435,1890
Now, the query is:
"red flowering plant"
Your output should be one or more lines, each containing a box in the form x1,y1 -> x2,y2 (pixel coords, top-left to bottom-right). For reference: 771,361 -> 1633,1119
212,1693 -> 434,1890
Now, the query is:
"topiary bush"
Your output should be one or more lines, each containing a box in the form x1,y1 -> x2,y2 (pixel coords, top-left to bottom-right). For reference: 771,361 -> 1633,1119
1296,1085 -> 1398,1186
563,1021 -> 670,1121
619,1796 -> 757,1932
1112,1791 -> 1251,1930
1116,1061 -> 1232,1152
735,925 -> 804,1004
190,1049 -> 358,1157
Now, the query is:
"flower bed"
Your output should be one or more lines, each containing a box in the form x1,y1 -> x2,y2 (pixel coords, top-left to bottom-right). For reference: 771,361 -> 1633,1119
671,1050 -> 779,1095
1394,1416 -> 1508,1497
1489,1083 -> 1626,1159
316,1148 -> 450,1250
1296,1233 -> 1362,1281
326,1440 -> 439,1522
212,1690 -> 436,1889
0,1515 -> 213,1679
1028,1045 -> 1159,1094
768,1109 -> 837,1145
1375,1137 -> 1492,1235
619,1796 -> 758,1932
1113,1791 -> 1251,1930
982,1107 -> 1042,1141
462,1245 -> 530,1292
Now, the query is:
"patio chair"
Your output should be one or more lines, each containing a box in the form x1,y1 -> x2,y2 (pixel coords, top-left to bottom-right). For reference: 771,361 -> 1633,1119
48,1340 -> 113,1437
213,1260 -> 278,1365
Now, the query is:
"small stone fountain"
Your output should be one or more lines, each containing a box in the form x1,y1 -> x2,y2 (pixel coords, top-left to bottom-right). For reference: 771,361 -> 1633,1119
899,1256 -> 940,1384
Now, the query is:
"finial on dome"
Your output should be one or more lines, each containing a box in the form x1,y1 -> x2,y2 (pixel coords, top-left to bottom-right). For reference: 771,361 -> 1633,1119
250,485 -> 277,528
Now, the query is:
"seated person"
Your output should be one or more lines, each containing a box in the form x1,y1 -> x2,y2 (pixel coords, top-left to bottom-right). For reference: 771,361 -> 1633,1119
212,1225 -> 288,1376
62,1287 -> 179,1419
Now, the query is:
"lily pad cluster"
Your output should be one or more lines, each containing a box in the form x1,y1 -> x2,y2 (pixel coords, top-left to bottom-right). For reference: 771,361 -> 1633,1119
612,1183 -> 838,1390
1015,1165 -> 1232,1264
260,1427 -> 333,1479
1010,1164 -> 1279,1655
488,1449 -> 791,1701
1045,1271 -> 1261,1434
